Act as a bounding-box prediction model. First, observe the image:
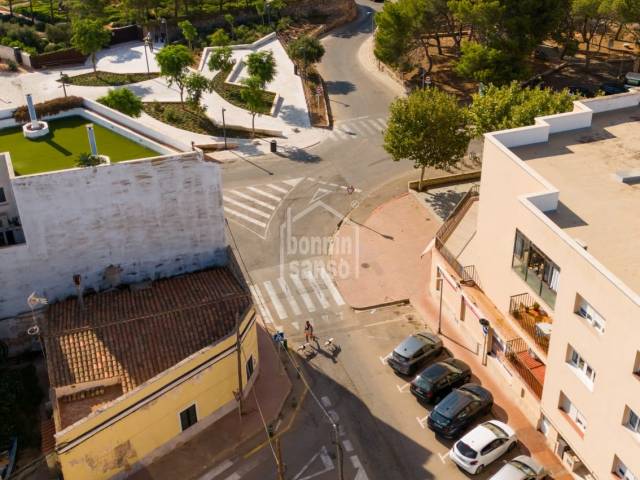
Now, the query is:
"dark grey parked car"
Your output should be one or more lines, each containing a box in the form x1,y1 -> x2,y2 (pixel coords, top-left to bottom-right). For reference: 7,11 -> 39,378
410,358 -> 471,404
427,383 -> 493,439
387,332 -> 443,375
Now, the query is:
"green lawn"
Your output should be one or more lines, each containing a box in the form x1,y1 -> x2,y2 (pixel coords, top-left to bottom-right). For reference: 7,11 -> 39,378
0,116 -> 160,176
62,71 -> 160,87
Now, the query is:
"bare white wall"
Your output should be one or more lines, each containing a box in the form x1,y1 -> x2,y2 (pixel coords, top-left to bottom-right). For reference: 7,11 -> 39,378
0,152 -> 227,318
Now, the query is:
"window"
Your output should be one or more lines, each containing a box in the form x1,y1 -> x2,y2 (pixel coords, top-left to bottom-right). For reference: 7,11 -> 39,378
246,355 -> 254,381
559,392 -> 587,432
614,457 -> 638,480
567,346 -> 596,388
634,352 -> 640,377
512,230 -> 560,309
625,408 -> 640,435
179,404 -> 198,431
0,187 -> 6,203
575,296 -> 606,334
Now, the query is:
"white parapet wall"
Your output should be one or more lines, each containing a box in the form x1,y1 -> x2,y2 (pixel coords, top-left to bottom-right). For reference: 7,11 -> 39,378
0,141 -> 227,319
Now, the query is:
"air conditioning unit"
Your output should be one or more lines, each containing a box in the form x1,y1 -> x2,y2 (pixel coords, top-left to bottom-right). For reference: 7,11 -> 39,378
563,450 -> 584,472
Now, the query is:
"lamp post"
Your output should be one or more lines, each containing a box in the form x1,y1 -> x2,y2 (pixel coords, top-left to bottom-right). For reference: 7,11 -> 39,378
161,18 -> 168,44
437,272 -> 444,334
60,72 -> 68,97
143,33 -> 151,74
479,318 -> 490,366
222,107 -> 227,150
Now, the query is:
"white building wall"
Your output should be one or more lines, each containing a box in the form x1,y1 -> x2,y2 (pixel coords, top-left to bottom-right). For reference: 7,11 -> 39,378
0,152 -> 227,318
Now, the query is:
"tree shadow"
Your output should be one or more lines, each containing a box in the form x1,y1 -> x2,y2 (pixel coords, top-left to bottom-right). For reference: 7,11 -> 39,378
277,104 -> 311,128
275,146 -> 321,163
324,80 -> 357,95
424,189 -> 467,220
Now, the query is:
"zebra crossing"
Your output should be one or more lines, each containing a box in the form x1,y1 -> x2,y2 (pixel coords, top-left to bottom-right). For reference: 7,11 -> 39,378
249,266 -> 346,332
326,116 -> 388,143
223,178 -> 302,238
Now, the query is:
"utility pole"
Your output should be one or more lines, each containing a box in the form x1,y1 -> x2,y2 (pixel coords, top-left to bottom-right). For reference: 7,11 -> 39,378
236,313 -> 244,416
437,273 -> 444,334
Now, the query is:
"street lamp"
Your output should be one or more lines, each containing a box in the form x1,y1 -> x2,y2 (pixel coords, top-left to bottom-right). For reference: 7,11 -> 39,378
143,33 -> 151,74
160,18 -> 168,44
60,71 -> 68,97
436,273 -> 444,334
221,108 -> 227,150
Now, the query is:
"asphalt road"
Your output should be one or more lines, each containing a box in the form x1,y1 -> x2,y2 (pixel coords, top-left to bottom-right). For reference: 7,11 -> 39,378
206,3 -> 524,479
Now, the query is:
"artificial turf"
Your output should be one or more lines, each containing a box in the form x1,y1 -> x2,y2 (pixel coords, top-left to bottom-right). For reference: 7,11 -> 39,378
0,116 -> 160,176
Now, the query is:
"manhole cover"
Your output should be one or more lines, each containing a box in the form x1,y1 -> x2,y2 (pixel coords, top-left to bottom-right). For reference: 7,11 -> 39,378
361,262 -> 370,268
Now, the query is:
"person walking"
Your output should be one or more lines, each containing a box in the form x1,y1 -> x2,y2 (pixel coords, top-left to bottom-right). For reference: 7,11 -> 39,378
304,320 -> 314,343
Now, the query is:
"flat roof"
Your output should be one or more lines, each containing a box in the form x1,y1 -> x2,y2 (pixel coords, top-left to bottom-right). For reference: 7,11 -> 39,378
510,105 -> 640,293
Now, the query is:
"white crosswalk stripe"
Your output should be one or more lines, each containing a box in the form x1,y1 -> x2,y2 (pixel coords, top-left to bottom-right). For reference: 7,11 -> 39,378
290,273 -> 316,313
303,271 -> 331,309
319,266 -> 345,306
249,284 -> 274,325
326,116 -> 388,143
263,280 -> 288,320
278,277 -> 302,316
224,179 -> 303,238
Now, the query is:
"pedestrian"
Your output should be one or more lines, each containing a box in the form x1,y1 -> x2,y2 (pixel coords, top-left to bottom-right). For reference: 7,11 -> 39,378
304,320 -> 314,343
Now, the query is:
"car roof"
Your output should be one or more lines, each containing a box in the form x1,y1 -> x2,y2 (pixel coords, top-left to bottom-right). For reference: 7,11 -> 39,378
457,421 -> 508,450
459,383 -> 493,401
443,357 -> 470,372
490,455 -> 543,480
419,362 -> 448,381
395,332 -> 436,355
626,72 -> 640,80
434,389 -> 471,418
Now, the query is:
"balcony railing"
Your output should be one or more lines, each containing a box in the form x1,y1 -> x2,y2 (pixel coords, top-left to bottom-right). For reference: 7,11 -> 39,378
508,293 -> 553,355
505,337 -> 545,399
435,184 -> 479,243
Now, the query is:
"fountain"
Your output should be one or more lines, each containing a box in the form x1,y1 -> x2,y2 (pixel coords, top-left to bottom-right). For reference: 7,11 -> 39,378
86,124 -> 110,165
22,94 -> 50,139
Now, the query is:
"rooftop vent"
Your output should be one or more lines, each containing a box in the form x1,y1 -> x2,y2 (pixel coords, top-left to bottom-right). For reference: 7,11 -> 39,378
614,169 -> 640,185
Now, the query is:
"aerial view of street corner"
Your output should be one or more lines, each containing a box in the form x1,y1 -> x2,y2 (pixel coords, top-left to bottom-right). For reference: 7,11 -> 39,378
0,0 -> 639,478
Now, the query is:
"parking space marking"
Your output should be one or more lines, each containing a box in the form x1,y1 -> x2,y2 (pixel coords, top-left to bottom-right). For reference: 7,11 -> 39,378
438,452 -> 450,464
321,396 -> 332,408
197,459 -> 234,480
379,353 -> 391,365
396,383 -> 410,392
416,415 -> 428,429
342,439 -> 354,453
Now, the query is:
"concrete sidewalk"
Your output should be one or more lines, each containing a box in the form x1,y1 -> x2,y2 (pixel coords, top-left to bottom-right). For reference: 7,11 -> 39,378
332,191 -> 439,309
130,323 -> 292,480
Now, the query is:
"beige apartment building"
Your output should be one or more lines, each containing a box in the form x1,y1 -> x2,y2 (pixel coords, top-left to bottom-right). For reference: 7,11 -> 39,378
429,90 -> 640,479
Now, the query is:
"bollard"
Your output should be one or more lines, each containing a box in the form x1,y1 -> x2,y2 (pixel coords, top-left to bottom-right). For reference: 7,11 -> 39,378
270,139 -> 277,153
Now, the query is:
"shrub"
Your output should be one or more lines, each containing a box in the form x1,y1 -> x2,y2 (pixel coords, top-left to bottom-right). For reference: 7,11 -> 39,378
76,152 -> 104,167
14,96 -> 84,123
276,17 -> 292,32
6,59 -> 17,72
43,42 -> 59,53
97,88 -> 143,117
208,28 -> 230,47
163,107 -> 178,123
45,23 -> 71,46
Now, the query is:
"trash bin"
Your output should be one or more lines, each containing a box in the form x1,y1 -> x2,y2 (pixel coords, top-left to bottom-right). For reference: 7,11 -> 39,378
270,139 -> 277,153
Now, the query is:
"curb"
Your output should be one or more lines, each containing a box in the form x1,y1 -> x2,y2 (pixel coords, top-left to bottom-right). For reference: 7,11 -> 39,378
351,298 -> 410,311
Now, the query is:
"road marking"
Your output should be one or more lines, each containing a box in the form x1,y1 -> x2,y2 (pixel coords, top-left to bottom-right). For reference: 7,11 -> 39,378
416,415 -> 428,429
278,277 -> 302,316
396,383 -> 410,392
223,207 -> 267,228
438,452 -> 450,464
303,271 -> 330,309
197,459 -> 234,480
225,197 -> 271,218
291,321 -> 300,331
263,280 -> 288,320
342,439 -> 354,453
249,284 -> 274,325
328,409 -> 340,423
266,183 -> 288,194
367,118 -> 384,132
379,354 -> 391,365
246,186 -> 282,202
228,190 -> 277,210
318,266 -> 345,306
293,446 -> 335,480
283,177 -> 303,187
273,419 -> 282,432
357,120 -> 377,135
223,453 -> 263,480
350,455 -> 370,480
321,396 -> 332,408
376,118 -> 388,128
290,274 -> 316,312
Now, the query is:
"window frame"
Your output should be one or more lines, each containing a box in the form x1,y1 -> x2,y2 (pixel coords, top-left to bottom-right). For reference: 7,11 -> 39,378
559,392 -> 587,432
246,355 -> 255,381
179,404 -> 198,432
567,345 -> 596,388
626,408 -> 640,434
614,457 -> 638,480
575,295 -> 606,334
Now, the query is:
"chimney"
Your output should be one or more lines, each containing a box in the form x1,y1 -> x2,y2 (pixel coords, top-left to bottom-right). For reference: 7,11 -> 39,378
73,274 -> 84,309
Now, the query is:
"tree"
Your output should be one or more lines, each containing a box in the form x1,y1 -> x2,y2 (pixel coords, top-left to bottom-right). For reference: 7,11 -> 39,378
179,20 -> 198,50
69,0 -> 108,19
572,0 -> 615,69
208,28 -> 230,46
97,88 -> 143,117
208,45 -> 235,71
184,72 -> 213,105
240,76 -> 264,137
614,0 -> 640,71
156,44 -> 194,105
374,0 -> 415,68
246,50 -> 276,87
467,82 -> 574,135
71,19 -> 111,74
286,35 -> 325,77
225,14 -> 236,39
255,0 -> 266,24
384,88 -> 470,190
455,41 -> 524,85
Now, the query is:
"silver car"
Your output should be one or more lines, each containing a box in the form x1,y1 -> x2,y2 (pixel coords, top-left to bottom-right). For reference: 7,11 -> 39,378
387,332 -> 443,375
489,455 -> 546,480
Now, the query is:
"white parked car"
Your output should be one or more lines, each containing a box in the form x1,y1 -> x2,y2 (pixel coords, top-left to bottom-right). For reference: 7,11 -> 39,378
489,455 -> 546,480
449,420 -> 517,474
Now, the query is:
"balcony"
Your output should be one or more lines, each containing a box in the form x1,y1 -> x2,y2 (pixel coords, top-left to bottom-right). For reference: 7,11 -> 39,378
509,293 -> 553,356
504,337 -> 546,399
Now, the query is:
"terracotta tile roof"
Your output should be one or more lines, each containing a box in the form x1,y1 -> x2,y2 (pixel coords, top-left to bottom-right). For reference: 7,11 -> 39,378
43,267 -> 252,394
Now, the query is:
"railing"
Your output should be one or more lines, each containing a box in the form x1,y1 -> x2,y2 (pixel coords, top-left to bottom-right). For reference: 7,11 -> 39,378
505,337 -> 544,399
435,237 -> 466,279
508,293 -> 551,354
435,184 -> 479,244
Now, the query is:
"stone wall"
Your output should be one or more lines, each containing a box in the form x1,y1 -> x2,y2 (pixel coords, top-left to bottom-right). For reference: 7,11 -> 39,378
0,153 -> 227,319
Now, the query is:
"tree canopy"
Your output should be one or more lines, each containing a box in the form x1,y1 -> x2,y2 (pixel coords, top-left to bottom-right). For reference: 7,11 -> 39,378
71,19 -> 111,73
240,75 -> 265,136
208,45 -> 235,71
97,88 -> 143,117
246,50 -> 277,88
179,20 -> 198,50
384,88 -> 470,189
467,82 -> 575,135
286,35 -> 325,75
156,44 -> 194,104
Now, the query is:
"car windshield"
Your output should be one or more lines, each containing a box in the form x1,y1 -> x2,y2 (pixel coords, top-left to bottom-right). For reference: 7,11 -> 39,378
483,422 -> 508,438
510,460 -> 536,475
460,387 -> 483,401
430,410 -> 450,426
456,441 -> 477,459
413,375 -> 432,390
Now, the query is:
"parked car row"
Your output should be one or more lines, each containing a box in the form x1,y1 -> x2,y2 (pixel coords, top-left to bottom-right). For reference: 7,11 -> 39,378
388,331 -> 546,479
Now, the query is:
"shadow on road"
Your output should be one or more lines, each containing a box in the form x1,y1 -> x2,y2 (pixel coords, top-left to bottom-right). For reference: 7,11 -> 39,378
324,80 -> 357,95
